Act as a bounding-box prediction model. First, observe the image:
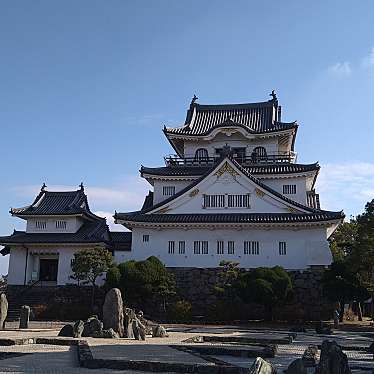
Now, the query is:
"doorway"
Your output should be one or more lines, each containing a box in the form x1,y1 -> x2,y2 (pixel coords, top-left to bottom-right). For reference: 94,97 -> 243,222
39,259 -> 58,282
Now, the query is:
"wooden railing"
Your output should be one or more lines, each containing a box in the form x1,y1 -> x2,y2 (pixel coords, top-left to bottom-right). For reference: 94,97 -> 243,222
164,152 -> 296,166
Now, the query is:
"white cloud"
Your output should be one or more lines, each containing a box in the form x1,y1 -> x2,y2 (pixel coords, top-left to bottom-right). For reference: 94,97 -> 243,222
317,162 -> 374,217
362,47 -> 374,69
328,61 -> 352,76
93,210 -> 127,232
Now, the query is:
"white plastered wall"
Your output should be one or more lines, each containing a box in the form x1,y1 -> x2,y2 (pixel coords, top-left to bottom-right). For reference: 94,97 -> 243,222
128,226 -> 332,269
26,217 -> 84,234
7,245 -> 107,286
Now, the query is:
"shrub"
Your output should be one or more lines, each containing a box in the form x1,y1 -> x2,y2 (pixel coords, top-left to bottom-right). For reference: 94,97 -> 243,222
168,300 -> 192,322
105,256 -> 176,314
235,266 -> 292,320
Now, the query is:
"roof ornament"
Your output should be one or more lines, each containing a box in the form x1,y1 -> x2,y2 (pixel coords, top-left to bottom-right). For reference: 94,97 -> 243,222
190,94 -> 198,107
269,90 -> 277,102
222,143 -> 232,157
79,182 -> 84,191
41,183 -> 47,192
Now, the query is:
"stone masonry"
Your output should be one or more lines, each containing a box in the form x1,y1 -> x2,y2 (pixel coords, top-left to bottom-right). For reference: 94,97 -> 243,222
169,268 -> 333,321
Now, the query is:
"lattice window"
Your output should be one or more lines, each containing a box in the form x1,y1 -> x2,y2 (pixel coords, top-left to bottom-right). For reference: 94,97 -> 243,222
168,241 -> 175,254
178,241 -> 185,254
279,241 -> 287,255
228,241 -> 235,254
194,148 -> 209,160
162,186 -> 176,196
143,234 -> 149,242
55,220 -> 66,229
227,194 -> 251,208
244,241 -> 259,255
193,241 -> 208,254
203,194 -> 250,209
35,221 -> 47,230
203,194 -> 225,208
216,241 -> 224,255
283,185 -> 297,194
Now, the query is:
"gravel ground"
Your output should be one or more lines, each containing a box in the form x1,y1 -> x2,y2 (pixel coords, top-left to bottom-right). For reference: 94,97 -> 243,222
0,326 -> 373,373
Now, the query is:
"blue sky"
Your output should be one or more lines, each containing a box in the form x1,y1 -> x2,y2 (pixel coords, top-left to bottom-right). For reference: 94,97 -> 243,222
1,1 -> 374,274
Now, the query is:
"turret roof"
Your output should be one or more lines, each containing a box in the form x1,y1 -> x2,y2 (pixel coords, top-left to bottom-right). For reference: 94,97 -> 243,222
10,186 -> 96,218
163,95 -> 297,136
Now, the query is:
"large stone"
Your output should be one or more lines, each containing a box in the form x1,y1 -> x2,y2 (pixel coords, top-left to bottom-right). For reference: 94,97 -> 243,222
302,345 -> 318,367
82,316 -> 103,337
248,357 -> 276,374
92,328 -> 120,339
285,359 -> 307,374
58,324 -> 74,337
19,305 -> 30,329
124,308 -> 136,339
102,288 -> 124,337
316,340 -> 351,374
0,293 -> 8,329
152,325 -> 168,338
73,320 -> 84,338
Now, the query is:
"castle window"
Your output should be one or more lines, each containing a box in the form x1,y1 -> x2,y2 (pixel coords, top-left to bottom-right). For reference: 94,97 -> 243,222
168,241 -> 175,254
193,241 -> 208,254
252,146 -> 267,162
228,194 -> 251,208
178,241 -> 185,254
203,194 -> 225,208
163,186 -> 175,196
55,220 -> 67,230
279,241 -> 287,255
244,241 -> 259,255
216,241 -> 224,255
194,148 -> 209,161
35,221 -> 47,230
143,234 -> 149,242
203,194 -> 250,208
283,185 -> 297,194
228,241 -> 235,254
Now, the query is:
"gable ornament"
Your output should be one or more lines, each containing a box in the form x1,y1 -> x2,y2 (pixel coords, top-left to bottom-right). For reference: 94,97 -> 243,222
156,206 -> 171,214
189,188 -> 199,197
214,161 -> 240,178
255,188 -> 265,197
287,206 -> 298,213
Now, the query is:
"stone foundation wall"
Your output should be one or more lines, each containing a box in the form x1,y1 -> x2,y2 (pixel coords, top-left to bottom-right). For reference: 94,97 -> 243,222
6,285 -> 105,321
168,267 -> 333,321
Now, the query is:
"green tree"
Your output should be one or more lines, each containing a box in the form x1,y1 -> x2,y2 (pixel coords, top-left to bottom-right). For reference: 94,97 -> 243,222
322,260 -> 369,321
352,199 -> 374,318
329,220 -> 358,261
235,266 -> 292,320
71,247 -> 113,307
106,256 -> 176,314
214,260 -> 240,299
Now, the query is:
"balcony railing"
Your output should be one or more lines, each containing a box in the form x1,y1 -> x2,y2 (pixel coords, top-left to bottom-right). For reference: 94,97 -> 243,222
164,152 -> 297,167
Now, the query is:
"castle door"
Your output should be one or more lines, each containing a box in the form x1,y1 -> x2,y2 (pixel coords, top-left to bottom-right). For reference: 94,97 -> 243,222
39,259 -> 58,282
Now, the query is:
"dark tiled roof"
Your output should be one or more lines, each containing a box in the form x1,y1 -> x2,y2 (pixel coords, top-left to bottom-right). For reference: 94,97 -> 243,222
164,99 -> 297,136
0,219 -> 109,245
141,191 -> 154,210
115,212 -> 344,224
129,157 -> 318,217
110,231 -> 132,251
11,189 -> 91,216
141,163 -> 320,177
